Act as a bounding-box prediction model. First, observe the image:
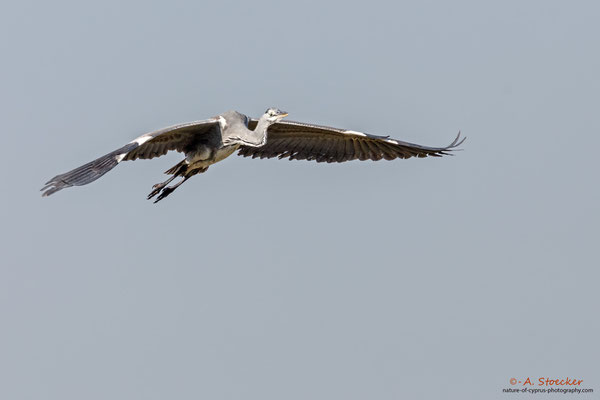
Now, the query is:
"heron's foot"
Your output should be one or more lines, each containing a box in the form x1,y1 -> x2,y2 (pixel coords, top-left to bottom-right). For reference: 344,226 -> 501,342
146,175 -> 190,203
147,183 -> 166,200
153,186 -> 176,203
147,175 -> 178,200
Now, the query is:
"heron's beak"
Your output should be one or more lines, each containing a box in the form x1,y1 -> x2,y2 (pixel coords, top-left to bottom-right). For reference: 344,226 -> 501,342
278,111 -> 288,119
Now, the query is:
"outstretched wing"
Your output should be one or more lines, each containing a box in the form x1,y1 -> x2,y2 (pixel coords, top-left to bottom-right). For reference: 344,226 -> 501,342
238,120 -> 464,163
41,119 -> 219,197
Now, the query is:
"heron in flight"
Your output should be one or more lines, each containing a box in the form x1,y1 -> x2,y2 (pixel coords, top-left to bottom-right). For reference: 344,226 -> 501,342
41,108 -> 465,203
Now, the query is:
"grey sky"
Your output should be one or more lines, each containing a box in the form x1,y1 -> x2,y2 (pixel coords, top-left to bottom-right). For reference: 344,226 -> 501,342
1,0 -> 598,399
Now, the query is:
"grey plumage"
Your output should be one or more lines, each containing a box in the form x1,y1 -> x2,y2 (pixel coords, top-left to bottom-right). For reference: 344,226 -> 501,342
41,108 -> 465,202
240,119 -> 464,162
40,142 -> 139,196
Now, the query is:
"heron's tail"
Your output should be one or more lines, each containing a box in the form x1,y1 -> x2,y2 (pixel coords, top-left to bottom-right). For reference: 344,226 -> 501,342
41,143 -> 137,197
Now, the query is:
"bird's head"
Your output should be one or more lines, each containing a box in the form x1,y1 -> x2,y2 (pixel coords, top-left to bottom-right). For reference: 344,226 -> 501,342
264,107 -> 288,123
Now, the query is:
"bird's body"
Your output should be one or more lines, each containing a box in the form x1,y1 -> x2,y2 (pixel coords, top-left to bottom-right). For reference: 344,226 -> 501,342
176,111 -> 248,171
41,108 -> 465,202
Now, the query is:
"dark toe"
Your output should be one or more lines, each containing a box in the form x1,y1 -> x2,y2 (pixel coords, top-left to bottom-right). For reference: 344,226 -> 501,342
153,187 -> 174,203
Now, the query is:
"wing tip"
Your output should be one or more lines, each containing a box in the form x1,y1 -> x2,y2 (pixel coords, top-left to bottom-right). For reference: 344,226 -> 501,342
40,183 -> 68,197
448,131 -> 466,149
437,131 -> 465,156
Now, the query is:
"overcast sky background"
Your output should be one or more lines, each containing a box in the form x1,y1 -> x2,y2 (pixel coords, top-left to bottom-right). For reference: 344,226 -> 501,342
1,1 -> 598,399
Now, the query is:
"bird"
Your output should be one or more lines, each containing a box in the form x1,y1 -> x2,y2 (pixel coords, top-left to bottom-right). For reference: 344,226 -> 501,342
41,108 -> 465,203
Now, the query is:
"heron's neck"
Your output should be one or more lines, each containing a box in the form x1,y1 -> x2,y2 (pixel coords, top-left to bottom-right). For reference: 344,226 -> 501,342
246,117 -> 272,147
254,117 -> 272,136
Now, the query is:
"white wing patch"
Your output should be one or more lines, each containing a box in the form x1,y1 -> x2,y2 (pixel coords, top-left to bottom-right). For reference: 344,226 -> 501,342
131,134 -> 153,146
218,116 -> 227,130
113,134 -> 154,163
343,130 -> 367,137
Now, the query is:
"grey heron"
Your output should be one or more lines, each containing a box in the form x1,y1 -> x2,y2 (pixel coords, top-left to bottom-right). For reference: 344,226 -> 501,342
41,108 -> 465,203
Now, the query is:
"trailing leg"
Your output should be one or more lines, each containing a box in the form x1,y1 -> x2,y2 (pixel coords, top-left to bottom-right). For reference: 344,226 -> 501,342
147,160 -> 188,200
153,176 -> 190,203
147,175 -> 177,200
150,166 -> 209,203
